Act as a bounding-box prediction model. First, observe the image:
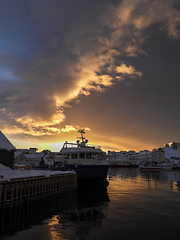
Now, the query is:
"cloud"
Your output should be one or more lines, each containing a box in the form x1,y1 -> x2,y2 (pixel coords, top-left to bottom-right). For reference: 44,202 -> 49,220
61,125 -> 76,133
116,63 -> 142,77
0,0 -> 180,141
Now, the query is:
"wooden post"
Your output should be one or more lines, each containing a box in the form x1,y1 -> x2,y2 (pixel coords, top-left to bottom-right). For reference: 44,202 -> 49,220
27,181 -> 31,202
34,179 -> 37,199
11,183 -> 15,208
15,182 -> 19,206
0,184 -> 3,207
19,182 -> 23,204
3,184 -> 7,209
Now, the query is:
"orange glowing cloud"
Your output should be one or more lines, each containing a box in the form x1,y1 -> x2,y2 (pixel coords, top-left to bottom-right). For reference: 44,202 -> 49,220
61,125 -> 76,132
116,63 -> 142,77
15,112 -> 65,127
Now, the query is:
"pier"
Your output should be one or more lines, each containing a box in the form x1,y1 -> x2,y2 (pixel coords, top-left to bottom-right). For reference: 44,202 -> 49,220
0,172 -> 77,209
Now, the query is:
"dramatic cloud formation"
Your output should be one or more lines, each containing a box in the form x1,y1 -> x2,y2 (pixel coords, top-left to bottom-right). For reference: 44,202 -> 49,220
0,0 -> 180,151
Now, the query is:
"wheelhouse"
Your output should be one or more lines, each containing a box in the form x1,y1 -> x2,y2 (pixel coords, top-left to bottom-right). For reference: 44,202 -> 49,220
62,150 -> 105,160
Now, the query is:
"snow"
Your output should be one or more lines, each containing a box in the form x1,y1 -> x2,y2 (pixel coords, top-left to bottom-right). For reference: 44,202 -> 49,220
0,164 -> 75,182
14,151 -> 22,158
164,146 -> 180,160
0,131 -> 15,150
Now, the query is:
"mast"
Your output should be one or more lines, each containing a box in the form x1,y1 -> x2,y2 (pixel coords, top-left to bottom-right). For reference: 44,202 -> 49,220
77,129 -> 88,146
77,129 -> 85,142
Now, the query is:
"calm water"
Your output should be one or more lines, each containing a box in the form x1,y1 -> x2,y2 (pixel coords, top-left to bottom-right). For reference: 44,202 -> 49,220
1,167 -> 180,239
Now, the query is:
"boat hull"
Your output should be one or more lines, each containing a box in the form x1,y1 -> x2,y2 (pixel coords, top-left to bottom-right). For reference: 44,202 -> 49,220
54,164 -> 109,179
139,167 -> 160,172
54,164 -> 109,189
115,164 -> 131,168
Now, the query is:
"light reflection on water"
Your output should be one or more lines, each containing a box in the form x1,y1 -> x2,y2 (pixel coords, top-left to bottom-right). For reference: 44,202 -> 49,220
2,167 -> 180,240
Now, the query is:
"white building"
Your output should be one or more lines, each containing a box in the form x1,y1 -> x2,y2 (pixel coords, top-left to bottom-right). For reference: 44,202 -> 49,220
151,148 -> 165,163
136,150 -> 152,164
163,145 -> 180,163
24,153 -> 44,167
14,148 -> 44,167
106,150 -> 137,166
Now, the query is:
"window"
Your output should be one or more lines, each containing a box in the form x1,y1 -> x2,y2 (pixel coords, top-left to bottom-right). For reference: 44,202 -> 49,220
86,152 -> 92,159
79,152 -> 85,159
92,153 -> 98,159
72,153 -> 78,159
64,154 -> 71,159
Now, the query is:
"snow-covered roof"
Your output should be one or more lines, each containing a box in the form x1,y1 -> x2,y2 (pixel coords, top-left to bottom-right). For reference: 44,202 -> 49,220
14,152 -> 22,158
0,131 -> 15,150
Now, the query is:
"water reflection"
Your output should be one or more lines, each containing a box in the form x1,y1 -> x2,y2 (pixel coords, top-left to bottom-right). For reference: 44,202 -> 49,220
52,187 -> 110,239
2,168 -> 180,240
0,190 -> 77,239
108,166 -> 180,192
0,184 -> 109,239
108,166 -> 139,180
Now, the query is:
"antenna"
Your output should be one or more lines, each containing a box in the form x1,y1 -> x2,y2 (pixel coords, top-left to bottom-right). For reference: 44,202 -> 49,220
77,129 -> 86,142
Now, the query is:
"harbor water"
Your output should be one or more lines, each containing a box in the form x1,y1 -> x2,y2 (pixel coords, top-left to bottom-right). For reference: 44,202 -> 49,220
1,167 -> 180,239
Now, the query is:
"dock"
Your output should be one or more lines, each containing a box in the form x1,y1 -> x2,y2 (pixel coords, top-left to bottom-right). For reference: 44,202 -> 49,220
0,172 -> 77,209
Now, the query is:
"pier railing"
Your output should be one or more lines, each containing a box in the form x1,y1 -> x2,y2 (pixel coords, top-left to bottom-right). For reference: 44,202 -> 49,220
0,173 -> 77,209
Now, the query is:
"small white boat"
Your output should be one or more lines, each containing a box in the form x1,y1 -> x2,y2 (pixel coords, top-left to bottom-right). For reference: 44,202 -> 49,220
157,163 -> 172,171
157,163 -> 174,171
139,162 -> 160,172
157,163 -> 178,170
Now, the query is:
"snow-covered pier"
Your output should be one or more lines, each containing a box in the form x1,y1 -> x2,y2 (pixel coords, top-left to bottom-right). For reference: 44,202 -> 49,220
0,166 -> 77,209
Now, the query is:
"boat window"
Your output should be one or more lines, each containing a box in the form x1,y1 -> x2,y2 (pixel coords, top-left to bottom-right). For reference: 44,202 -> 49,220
79,152 -> 85,159
71,153 -> 78,159
92,153 -> 98,159
64,154 -> 71,159
86,152 -> 92,159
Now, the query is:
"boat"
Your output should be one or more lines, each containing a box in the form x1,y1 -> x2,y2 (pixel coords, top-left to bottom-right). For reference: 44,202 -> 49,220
54,129 -> 109,187
139,162 -> 160,172
157,162 -> 178,171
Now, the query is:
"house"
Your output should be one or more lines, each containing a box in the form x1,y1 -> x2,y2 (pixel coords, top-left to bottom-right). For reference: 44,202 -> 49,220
0,131 -> 15,169
24,153 -> 44,167
14,151 -> 26,165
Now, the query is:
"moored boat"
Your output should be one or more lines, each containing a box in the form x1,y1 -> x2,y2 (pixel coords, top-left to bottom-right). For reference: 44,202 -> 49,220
157,163 -> 178,171
54,129 -> 109,188
139,162 -> 160,172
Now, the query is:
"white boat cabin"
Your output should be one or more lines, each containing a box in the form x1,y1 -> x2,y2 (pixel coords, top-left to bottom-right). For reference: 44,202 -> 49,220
60,141 -> 105,161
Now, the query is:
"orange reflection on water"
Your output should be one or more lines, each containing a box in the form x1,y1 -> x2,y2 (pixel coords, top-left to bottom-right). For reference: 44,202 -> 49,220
107,167 -> 180,202
48,215 -> 78,240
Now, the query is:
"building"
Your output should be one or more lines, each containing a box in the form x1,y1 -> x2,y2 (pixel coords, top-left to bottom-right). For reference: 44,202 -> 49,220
151,148 -> 165,163
14,148 -> 44,168
14,151 -> 25,165
24,153 -> 44,167
163,144 -> 180,162
136,150 -> 152,163
0,131 -> 15,169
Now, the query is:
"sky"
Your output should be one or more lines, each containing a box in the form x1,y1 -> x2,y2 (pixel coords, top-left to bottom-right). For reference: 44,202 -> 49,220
0,0 -> 180,153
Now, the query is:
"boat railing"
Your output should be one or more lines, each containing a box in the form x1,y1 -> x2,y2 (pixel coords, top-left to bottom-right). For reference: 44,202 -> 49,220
62,141 -> 101,149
